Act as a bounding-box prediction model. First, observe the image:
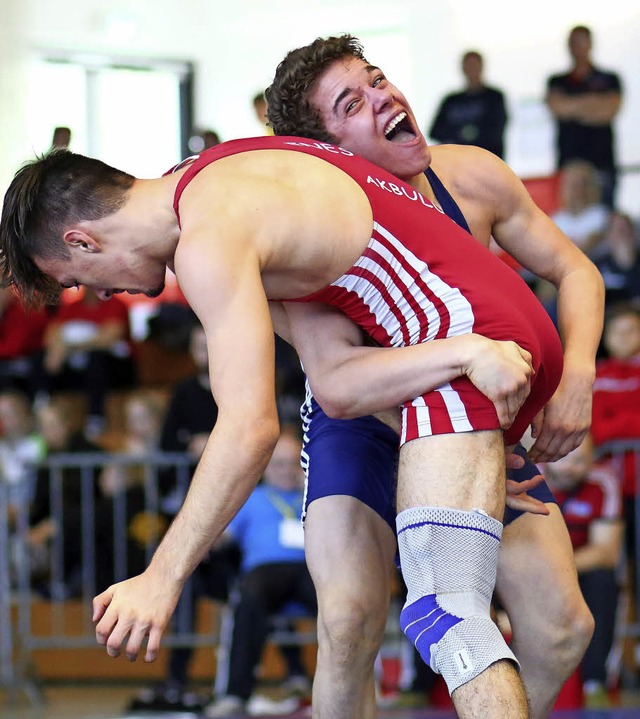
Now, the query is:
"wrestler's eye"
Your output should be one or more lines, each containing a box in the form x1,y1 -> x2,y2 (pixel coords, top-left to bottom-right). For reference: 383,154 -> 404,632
372,75 -> 385,87
345,98 -> 360,114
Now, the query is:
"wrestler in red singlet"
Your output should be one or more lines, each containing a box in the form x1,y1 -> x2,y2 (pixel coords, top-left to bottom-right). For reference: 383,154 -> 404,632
170,135 -> 564,447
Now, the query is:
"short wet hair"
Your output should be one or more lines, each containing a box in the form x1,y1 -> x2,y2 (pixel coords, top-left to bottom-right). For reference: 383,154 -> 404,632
266,34 -> 367,142
0,149 -> 134,307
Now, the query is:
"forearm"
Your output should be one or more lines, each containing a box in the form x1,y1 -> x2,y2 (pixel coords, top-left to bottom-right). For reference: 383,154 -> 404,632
310,334 -> 480,419
555,260 -> 604,379
147,416 -> 277,587
575,93 -> 622,125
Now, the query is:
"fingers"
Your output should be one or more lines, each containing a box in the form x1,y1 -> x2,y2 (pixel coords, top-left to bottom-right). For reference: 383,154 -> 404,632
505,475 -> 544,496
145,626 -> 164,663
92,588 -> 114,623
504,480 -> 550,516
529,426 -> 588,463
504,493 -> 551,516
504,451 -> 525,470
529,410 -> 544,439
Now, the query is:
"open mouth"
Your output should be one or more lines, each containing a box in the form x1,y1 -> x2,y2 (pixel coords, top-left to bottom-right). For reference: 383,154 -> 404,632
384,112 -> 417,144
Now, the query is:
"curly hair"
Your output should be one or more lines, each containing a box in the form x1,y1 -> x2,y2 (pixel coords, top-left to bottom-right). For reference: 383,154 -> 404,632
0,150 -> 134,308
265,34 -> 367,142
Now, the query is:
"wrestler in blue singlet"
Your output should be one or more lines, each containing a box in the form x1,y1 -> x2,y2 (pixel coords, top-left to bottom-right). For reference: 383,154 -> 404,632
301,168 -> 556,530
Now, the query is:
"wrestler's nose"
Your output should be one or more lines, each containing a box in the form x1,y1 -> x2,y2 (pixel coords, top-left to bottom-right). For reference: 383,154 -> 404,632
367,86 -> 392,112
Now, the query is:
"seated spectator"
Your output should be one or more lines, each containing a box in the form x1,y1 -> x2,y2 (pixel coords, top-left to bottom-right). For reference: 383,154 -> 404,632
157,321 -> 218,511
94,391 -> 169,593
544,436 -> 623,708
26,398 -> 102,597
128,326 -> 241,713
591,302 -> 640,601
35,288 -> 136,438
205,427 -> 316,718
0,390 -> 46,520
0,285 -> 50,397
551,159 -> 609,257
594,212 -> 640,306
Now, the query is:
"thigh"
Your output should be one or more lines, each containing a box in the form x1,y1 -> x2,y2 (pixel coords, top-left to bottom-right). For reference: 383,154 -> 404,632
305,495 -> 397,612
303,405 -> 399,532
397,430 -> 506,519
496,504 -> 580,629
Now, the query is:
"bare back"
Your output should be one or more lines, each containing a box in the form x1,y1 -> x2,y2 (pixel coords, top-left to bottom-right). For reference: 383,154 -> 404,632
173,143 -> 374,299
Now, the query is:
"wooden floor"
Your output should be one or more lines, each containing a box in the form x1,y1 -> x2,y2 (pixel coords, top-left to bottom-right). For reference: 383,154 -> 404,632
2,684 -> 640,719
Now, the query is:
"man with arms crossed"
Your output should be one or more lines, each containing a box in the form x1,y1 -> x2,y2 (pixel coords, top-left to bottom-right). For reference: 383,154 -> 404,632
1,125 -> 592,716
265,35 -> 603,718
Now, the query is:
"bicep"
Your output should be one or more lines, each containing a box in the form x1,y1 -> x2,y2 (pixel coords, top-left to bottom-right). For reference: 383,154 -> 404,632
176,241 -> 276,417
490,169 -> 593,284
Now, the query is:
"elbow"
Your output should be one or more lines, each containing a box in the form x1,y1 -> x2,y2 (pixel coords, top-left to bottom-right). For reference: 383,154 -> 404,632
313,386 -> 359,420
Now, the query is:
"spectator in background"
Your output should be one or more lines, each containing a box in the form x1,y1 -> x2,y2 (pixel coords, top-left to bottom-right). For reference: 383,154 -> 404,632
129,324 -> 240,714
591,302 -> 640,601
253,91 -> 272,134
546,25 -> 623,208
205,427 -> 316,718
203,129 -> 221,149
551,160 -> 609,258
94,391 -> 168,594
27,397 -> 102,598
36,288 -> 136,438
51,126 -> 71,150
428,50 -> 507,158
544,436 -> 623,708
0,285 -> 50,397
594,212 -> 640,307
0,390 -> 45,519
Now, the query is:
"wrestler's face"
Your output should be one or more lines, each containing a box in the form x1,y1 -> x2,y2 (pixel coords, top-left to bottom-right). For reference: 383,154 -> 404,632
309,56 -> 430,182
35,238 -> 166,301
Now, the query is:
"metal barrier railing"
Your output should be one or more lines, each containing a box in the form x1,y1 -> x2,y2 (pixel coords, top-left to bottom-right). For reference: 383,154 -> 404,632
0,451 -> 221,702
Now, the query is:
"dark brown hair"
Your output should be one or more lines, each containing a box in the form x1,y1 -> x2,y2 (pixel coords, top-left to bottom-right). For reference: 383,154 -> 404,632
266,34 -> 367,141
0,149 -> 134,307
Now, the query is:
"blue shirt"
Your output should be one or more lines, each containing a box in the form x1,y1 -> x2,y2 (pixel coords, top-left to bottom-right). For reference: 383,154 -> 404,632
227,484 -> 304,572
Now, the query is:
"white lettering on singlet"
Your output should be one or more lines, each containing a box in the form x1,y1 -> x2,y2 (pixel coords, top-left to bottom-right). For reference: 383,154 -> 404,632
284,140 -> 354,156
366,175 -> 444,213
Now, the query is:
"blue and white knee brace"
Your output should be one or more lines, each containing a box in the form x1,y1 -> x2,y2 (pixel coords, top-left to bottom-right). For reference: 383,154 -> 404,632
397,506 -> 518,694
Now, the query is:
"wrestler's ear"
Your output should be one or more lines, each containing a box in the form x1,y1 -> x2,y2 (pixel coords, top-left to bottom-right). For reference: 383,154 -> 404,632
63,230 -> 101,253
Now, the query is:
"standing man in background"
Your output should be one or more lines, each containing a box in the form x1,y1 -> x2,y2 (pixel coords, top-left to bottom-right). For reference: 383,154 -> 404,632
429,50 -> 507,159
545,25 -> 623,208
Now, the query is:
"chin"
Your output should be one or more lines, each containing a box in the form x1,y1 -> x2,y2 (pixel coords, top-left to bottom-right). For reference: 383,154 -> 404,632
146,281 -> 166,299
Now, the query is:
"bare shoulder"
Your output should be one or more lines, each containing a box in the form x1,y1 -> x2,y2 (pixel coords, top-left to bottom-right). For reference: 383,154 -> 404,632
431,145 -> 517,194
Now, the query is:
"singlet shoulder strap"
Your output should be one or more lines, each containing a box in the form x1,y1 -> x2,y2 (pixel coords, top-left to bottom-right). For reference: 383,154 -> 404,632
425,167 -> 470,233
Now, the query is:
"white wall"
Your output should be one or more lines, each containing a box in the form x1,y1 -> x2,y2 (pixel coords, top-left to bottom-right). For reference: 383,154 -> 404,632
2,0 -> 639,209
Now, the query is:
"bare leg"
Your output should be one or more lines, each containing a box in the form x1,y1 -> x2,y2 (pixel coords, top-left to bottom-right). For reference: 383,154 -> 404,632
397,430 -> 528,719
496,504 -> 594,719
305,496 -> 397,719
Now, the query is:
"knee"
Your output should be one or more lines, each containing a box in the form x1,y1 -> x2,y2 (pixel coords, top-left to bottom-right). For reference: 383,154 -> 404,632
317,593 -> 388,666
534,590 -> 594,671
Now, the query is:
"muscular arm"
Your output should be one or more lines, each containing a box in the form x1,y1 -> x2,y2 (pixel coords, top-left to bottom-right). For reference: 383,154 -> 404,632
281,300 -> 532,429
467,150 -> 605,461
93,224 -> 279,662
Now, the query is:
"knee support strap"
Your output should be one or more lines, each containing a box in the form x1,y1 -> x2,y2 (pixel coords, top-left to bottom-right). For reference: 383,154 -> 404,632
397,506 -> 518,694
